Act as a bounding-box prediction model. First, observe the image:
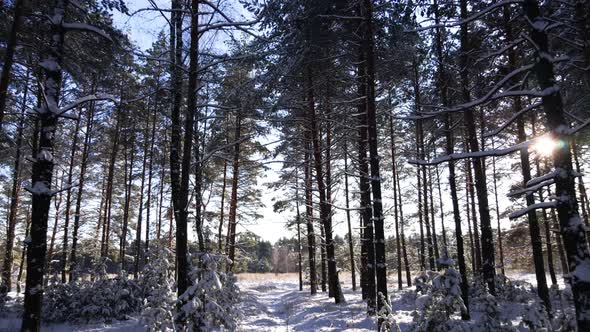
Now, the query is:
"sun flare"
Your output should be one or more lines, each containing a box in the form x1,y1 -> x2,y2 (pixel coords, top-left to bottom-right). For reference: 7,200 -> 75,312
532,135 -> 557,157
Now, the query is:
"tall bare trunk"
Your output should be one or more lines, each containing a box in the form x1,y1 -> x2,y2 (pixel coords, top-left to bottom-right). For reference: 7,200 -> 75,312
60,111 -> 81,283
0,68 -> 29,294
0,0 -> 25,126
344,139 -> 356,291
523,0 -> 590,328
22,0 -> 66,328
304,132 -> 317,295
68,96 -> 96,281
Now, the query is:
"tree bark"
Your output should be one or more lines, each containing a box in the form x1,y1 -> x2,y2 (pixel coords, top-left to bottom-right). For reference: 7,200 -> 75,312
145,94 -> 158,257
119,129 -> 135,270
21,0 -> 65,328
307,66 -> 342,304
218,159 -> 227,252
168,0 -> 189,299
60,109 -> 81,283
433,0 -> 469,318
492,155 -> 505,276
226,115 -> 241,271
1,68 -> 29,294
304,131 -> 317,295
523,0 -> 590,328
17,210 -> 31,294
389,113 -> 402,289
135,118 -> 150,278
344,139 -> 356,291
459,0 -> 495,294
396,168 -> 411,287
517,114 -> 551,311
0,0 -> 25,127
68,95 -> 96,281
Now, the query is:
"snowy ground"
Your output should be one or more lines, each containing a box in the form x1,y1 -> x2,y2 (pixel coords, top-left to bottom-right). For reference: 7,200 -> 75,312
237,274 -> 378,331
0,271 -> 559,331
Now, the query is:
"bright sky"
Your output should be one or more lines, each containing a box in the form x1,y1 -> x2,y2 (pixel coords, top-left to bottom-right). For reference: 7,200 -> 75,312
112,0 -> 294,243
111,1 -> 590,244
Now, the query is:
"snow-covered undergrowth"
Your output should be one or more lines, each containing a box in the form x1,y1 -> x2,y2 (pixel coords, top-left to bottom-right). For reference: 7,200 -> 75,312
0,245 -> 241,331
0,269 -> 577,331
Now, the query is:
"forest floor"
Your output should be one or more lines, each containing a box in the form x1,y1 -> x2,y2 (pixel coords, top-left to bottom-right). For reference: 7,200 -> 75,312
0,271 -> 556,331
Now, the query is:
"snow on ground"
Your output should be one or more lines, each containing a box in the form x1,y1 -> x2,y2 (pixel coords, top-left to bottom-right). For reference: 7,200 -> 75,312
0,316 -> 144,332
0,271 -> 556,331
237,275 -> 376,331
236,273 -> 421,331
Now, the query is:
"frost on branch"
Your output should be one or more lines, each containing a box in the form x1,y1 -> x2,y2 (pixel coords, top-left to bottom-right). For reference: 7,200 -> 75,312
140,243 -> 176,332
409,263 -> 469,331
177,253 -> 241,331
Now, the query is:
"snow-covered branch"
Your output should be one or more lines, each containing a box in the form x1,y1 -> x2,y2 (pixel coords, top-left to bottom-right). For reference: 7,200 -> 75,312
58,93 -> 119,115
508,179 -> 554,198
509,201 -> 557,219
62,22 -> 112,41
409,140 -> 530,166
484,102 -> 542,138
409,0 -> 523,32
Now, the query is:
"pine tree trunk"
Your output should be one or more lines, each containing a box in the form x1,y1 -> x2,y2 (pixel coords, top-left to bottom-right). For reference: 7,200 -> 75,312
466,177 -> 475,273
60,111 -> 80,283
304,133 -> 317,295
296,170 -> 303,292
388,114 -> 402,290
101,107 -> 122,259
320,223 -> 327,293
157,132 -> 167,240
145,97 -> 158,256
325,85 -> 334,298
17,210 -> 31,294
435,166 -> 448,253
69,96 -> 96,282
120,130 -> 135,270
418,112 -> 434,270
433,0 -> 469,317
226,115 -> 241,271
492,155 -> 505,276
0,0 -> 24,127
344,139 -> 357,291
465,151 -> 482,271
396,171 -> 411,287
47,171 -> 65,283
22,1 -> 65,328
168,0 -> 189,299
573,139 -> 590,226
517,114 -> 551,311
218,160 -> 227,252
0,68 -> 28,294
135,118 -> 150,278
307,66 -> 342,304
188,0 -> 204,254
355,47 -> 375,310
523,0 -> 590,328
417,147 -> 425,271
459,0 -> 495,294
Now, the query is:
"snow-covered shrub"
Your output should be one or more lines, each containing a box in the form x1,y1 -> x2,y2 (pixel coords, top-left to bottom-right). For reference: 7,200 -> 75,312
494,274 -> 534,303
377,293 -> 401,332
140,244 -> 176,331
42,271 -> 142,323
472,293 -> 517,332
178,253 -> 242,331
519,300 -> 551,332
409,259 -> 469,332
549,285 -> 576,332
414,270 -> 437,295
43,281 -> 80,322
